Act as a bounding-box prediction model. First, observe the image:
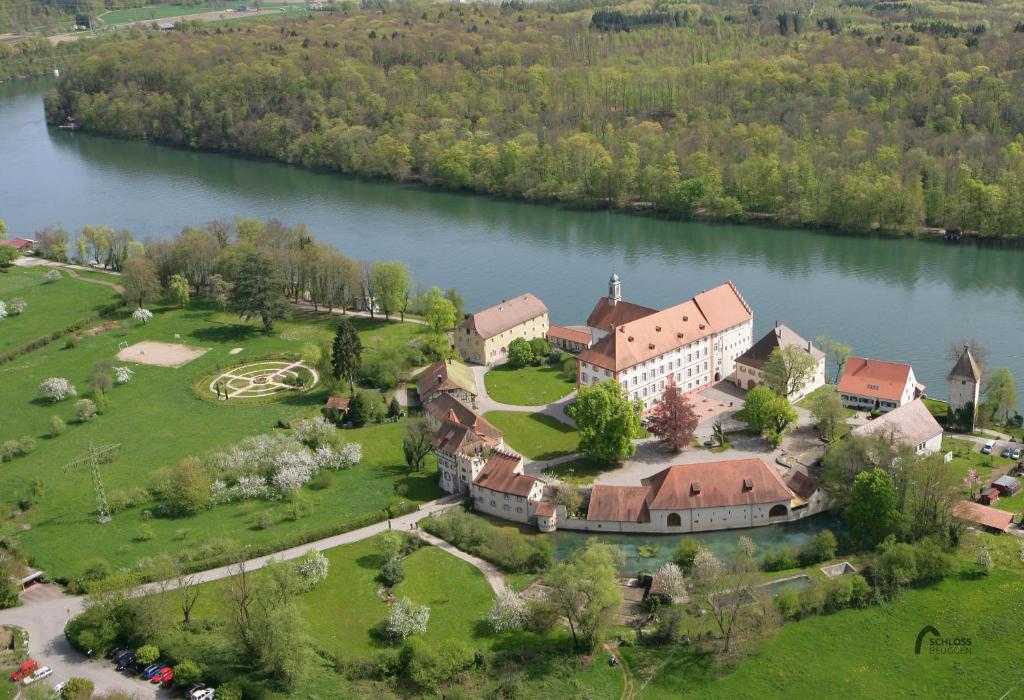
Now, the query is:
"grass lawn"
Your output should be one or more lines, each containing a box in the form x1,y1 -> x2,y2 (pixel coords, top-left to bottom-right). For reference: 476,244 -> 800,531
0,301 -> 440,578
943,436 -> 1014,483
484,359 -> 575,406
0,266 -> 120,353
484,411 -> 579,460
624,564 -> 1024,698
795,385 -> 854,417
543,456 -> 614,485
923,396 -> 949,420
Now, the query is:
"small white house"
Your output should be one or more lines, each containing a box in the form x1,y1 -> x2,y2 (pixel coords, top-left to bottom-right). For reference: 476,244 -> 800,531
837,356 -> 924,412
849,398 -> 943,455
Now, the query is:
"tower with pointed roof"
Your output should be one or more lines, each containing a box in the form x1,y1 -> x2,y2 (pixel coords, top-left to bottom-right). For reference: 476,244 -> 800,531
947,344 -> 981,432
608,272 -> 621,307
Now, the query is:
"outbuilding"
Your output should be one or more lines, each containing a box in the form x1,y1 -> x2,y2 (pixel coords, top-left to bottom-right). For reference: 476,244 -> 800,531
992,475 -> 1021,497
979,487 -> 1000,506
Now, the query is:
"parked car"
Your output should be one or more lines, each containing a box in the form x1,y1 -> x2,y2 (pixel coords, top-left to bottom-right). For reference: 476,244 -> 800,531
1001,446 -> 1012,458
10,660 -> 38,682
141,663 -> 164,679
981,440 -> 995,454
115,652 -> 136,671
151,666 -> 174,686
105,647 -> 123,660
1012,448 -> 1022,460
53,681 -> 67,695
188,683 -> 215,700
22,666 -> 52,686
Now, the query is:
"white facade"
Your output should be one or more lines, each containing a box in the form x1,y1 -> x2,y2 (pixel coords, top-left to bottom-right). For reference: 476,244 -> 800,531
840,366 -> 919,413
713,321 -> 754,382
472,481 -> 544,525
437,448 -> 491,495
736,356 -> 826,401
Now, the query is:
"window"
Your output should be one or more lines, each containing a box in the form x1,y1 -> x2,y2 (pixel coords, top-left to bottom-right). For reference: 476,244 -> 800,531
503,504 -> 510,511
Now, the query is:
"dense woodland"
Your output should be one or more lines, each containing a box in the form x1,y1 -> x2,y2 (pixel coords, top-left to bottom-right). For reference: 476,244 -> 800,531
43,0 -> 1024,236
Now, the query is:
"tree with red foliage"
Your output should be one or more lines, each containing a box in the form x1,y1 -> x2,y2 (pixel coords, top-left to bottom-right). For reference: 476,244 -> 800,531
647,377 -> 699,452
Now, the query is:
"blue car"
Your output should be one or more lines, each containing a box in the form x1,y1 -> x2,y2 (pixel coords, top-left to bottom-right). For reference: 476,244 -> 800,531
142,664 -> 164,679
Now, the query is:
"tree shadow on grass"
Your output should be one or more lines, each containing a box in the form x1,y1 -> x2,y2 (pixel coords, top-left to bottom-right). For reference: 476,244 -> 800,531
356,553 -> 387,571
190,324 -> 259,343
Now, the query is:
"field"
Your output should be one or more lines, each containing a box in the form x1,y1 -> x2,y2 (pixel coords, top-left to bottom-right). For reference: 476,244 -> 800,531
484,411 -> 579,461
483,358 -> 575,406
624,564 -> 1024,698
0,301 -> 440,578
0,266 -> 120,353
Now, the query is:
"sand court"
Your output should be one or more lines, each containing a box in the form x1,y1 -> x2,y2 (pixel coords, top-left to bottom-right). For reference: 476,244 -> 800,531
116,340 -> 209,368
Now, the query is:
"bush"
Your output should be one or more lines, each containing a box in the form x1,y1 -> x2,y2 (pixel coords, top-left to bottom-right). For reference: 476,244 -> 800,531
75,399 -> 98,422
822,576 -> 853,612
135,524 -> 155,541
135,644 -> 160,666
49,415 -> 66,437
762,547 -> 799,572
39,377 -> 77,402
528,337 -> 551,362
107,487 -> 149,514
672,537 -> 701,573
402,638 -> 475,690
774,587 -> 799,620
421,510 -> 553,573
173,659 -> 203,687
309,470 -> 332,490
913,538 -> 953,582
387,496 -> 416,518
81,558 -> 111,582
254,512 -> 274,530
797,582 -> 824,617
379,558 -> 405,587
60,677 -> 95,700
812,529 -> 838,562
526,599 -> 560,635
214,682 -> 243,700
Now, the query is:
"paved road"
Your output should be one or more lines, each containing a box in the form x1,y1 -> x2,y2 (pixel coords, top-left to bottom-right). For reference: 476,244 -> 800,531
0,494 -> 463,697
470,364 -> 577,427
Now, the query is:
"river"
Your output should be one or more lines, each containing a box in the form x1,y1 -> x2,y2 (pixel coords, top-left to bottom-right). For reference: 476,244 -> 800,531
2,77 -> 1023,396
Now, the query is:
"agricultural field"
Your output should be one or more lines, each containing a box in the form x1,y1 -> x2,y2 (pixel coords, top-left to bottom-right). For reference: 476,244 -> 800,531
0,266 -> 121,354
0,300 -> 441,578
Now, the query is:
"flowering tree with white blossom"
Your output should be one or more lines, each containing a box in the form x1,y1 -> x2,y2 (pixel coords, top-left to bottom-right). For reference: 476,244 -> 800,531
488,590 -> 529,632
39,377 -> 77,402
113,366 -> 134,385
387,598 -> 430,641
132,308 -> 153,324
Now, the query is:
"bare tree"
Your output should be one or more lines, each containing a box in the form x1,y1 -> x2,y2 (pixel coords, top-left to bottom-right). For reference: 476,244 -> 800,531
692,544 -> 759,655
176,567 -> 201,625
223,556 -> 254,649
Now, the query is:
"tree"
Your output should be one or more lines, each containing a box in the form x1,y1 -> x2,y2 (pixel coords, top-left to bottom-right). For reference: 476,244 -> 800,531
387,597 -> 430,641
75,399 -> 98,422
646,376 -> 699,451
815,336 -> 851,384
554,483 -> 582,514
692,544 -> 758,654
507,337 -> 534,368
976,547 -> 993,575
654,562 -> 686,599
173,659 -> 202,687
39,377 -> 77,402
347,391 -> 369,427
168,273 -> 190,308
489,589 -> 530,632
544,541 -> 623,652
331,318 -> 363,392
983,368 -> 1017,423
812,529 -> 838,561
120,257 -> 161,308
673,537 -> 701,573
0,246 -> 17,268
945,339 -> 988,377
963,468 -> 982,500
166,458 -> 212,515
422,287 -> 456,333
135,644 -> 159,666
402,419 -> 433,472
229,253 -> 290,332
810,386 -> 846,441
846,468 -> 900,547
370,261 -> 411,321
568,379 -> 642,463
739,385 -> 797,444
763,346 -> 819,398
444,288 -> 465,322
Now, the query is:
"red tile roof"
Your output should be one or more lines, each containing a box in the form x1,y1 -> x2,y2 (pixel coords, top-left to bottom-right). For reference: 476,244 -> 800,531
532,500 -> 556,517
838,357 -> 916,403
850,398 -> 942,447
474,451 -> 536,497
416,359 -> 476,401
424,394 -> 501,442
642,458 -> 793,511
547,325 -> 592,345
587,485 -> 652,522
457,293 -> 548,340
433,418 -> 500,456
577,282 -> 751,372
585,298 -> 657,334
324,395 -> 350,411
953,500 -> 1014,533
0,238 -> 34,251
786,470 -> 820,500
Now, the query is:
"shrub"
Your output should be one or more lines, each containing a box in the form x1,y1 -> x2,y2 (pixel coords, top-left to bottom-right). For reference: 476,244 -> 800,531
39,377 -> 77,402
81,558 -> 111,582
849,574 -> 871,607
64,334 -> 78,349
165,458 -> 212,515
913,538 -> 953,582
173,659 -> 202,687
797,582 -> 824,617
812,529 -> 838,562
292,416 -> 336,448
214,682 -> 243,700
402,637 -> 474,690
295,550 -> 330,589
49,415 -> 66,437
75,399 -> 98,422
774,587 -> 799,620
977,547 -> 993,575
90,371 -> 113,393
822,576 -> 853,612
387,497 -> 416,518
421,510 -> 553,573
528,337 -> 551,362
107,487 -> 149,514
672,537 -> 701,573
489,590 -> 530,632
762,547 -> 799,572
60,677 -> 94,700
132,308 -> 153,324
134,524 -> 155,541
379,558 -> 405,587
387,597 -> 430,641
135,644 -> 160,666
526,599 -> 560,635
9,298 -> 26,314
309,470 -> 332,490
254,512 -> 274,530
113,366 -> 134,384
44,269 -> 62,283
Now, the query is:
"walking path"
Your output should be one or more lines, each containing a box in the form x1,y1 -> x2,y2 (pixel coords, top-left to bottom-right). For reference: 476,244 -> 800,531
0,494 -> 464,697
292,300 -> 427,326
470,364 -> 577,427
14,257 -> 126,294
417,531 -> 507,595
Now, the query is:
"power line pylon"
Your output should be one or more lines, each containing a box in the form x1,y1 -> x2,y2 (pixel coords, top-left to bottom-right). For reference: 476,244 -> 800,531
63,443 -> 121,524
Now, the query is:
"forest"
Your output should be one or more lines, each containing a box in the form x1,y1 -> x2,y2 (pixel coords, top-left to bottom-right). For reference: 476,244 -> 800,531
43,0 -> 1024,237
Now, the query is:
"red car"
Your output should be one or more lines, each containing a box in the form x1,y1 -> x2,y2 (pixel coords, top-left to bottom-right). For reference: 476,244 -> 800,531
151,667 -> 174,687
10,660 -> 38,682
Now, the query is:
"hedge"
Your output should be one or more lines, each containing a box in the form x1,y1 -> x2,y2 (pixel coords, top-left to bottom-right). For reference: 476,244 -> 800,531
0,300 -> 125,366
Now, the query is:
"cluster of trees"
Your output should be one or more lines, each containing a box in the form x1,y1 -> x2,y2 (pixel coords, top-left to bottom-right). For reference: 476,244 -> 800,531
506,336 -> 553,369
566,379 -> 643,464
419,509 -> 553,573
43,1 -> 1024,236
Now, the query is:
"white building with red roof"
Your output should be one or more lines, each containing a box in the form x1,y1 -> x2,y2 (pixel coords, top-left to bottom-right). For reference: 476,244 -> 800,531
837,356 -> 924,413
576,277 -> 753,412
470,451 -> 547,526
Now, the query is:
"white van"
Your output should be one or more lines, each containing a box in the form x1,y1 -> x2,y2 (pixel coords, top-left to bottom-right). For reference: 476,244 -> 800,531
981,440 -> 996,455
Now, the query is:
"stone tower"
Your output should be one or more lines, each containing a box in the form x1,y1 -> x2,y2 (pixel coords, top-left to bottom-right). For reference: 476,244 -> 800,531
947,344 -> 981,432
608,272 -> 621,307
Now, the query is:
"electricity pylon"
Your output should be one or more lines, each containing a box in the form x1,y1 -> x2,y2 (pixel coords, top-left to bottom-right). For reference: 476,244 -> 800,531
64,443 -> 120,524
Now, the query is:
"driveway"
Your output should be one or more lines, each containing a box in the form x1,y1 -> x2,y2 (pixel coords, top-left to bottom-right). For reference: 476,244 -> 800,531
470,365 -> 577,428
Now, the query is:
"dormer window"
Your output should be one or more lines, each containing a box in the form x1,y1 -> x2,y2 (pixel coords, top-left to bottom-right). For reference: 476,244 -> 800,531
743,478 -> 753,491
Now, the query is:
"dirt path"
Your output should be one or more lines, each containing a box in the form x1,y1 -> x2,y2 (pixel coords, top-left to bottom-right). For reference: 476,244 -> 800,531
60,267 -> 125,295
604,641 -> 634,700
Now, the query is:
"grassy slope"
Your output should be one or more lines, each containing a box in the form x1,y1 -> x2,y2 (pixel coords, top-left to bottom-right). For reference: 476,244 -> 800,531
0,267 -> 120,353
484,360 -> 575,406
484,411 -> 579,460
0,302 -> 439,577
